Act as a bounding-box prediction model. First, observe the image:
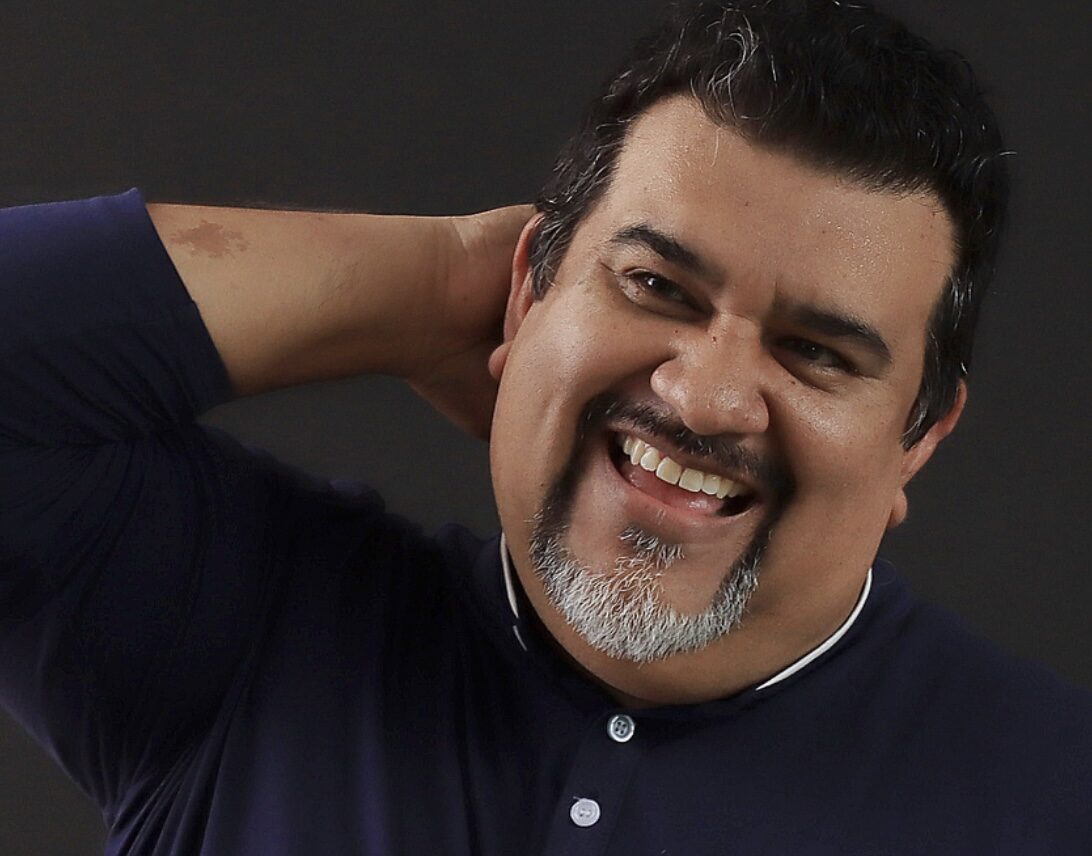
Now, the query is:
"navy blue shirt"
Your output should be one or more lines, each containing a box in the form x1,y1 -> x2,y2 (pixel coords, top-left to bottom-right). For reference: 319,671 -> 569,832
1,191 -> 1090,855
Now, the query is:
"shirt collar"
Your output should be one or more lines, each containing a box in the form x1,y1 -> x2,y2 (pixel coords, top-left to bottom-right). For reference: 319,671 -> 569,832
498,532 -> 872,693
753,566 -> 872,691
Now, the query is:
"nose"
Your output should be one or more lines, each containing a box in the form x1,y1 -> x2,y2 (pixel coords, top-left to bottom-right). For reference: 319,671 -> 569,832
649,324 -> 770,438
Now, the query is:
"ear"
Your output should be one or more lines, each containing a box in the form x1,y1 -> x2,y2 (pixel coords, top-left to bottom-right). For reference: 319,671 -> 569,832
887,381 -> 967,529
488,213 -> 543,381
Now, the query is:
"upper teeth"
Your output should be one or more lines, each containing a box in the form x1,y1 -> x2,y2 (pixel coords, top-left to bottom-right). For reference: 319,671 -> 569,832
618,434 -> 747,500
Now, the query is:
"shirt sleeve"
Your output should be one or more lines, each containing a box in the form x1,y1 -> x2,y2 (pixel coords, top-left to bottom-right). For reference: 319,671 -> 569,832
0,190 -> 290,819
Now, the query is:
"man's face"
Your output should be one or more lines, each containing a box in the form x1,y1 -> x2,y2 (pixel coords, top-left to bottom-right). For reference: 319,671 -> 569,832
489,96 -> 958,704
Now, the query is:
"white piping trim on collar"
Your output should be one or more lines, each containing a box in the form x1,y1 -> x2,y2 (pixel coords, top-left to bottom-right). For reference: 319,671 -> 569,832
499,534 -> 528,652
500,533 -> 521,620
498,533 -> 872,690
754,567 -> 872,691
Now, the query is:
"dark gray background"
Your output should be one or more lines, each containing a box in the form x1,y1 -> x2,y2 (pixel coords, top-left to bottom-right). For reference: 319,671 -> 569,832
1,1 -> 1089,852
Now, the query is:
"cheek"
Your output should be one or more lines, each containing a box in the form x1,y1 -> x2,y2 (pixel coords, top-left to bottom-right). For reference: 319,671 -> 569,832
490,284 -> 648,508
761,388 -> 911,587
775,383 -> 908,506
505,281 -> 667,406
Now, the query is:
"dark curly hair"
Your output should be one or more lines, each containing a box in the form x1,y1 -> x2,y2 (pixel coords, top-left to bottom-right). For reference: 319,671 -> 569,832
529,0 -> 1009,447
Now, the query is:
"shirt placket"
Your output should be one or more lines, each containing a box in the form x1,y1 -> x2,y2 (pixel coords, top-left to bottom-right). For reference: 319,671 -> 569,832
536,711 -> 648,855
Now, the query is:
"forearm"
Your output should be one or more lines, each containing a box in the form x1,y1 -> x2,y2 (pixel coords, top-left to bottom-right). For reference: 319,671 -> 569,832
148,202 -> 448,396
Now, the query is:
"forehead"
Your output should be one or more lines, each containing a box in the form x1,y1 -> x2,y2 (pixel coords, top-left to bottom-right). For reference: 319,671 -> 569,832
590,96 -> 955,355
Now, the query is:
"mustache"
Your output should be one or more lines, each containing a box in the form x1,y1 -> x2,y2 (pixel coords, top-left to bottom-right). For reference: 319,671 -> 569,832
579,393 -> 795,506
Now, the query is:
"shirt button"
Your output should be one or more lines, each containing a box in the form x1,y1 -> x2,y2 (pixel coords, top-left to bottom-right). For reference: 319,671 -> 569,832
570,798 -> 601,828
607,713 -> 636,743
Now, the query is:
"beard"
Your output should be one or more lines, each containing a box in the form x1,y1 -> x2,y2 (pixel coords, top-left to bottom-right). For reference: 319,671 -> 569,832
526,394 -> 790,665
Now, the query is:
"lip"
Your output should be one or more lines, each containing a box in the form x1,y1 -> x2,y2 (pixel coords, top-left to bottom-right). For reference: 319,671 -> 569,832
591,430 -> 763,545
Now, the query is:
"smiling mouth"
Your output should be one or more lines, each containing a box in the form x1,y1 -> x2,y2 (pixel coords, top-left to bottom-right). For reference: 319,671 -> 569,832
607,431 -> 758,519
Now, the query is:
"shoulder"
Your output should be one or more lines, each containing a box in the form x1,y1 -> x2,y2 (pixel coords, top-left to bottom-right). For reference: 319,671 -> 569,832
876,566 -> 1092,727
855,561 -> 1092,803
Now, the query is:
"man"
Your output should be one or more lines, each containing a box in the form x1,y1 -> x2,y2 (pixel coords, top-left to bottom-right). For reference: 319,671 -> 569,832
1,1 -> 1088,854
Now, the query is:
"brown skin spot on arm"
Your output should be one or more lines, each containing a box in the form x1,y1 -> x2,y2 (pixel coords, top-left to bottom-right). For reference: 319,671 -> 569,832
169,220 -> 249,259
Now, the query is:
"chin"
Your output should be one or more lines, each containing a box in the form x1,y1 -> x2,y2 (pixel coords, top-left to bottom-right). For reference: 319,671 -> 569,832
528,487 -> 774,665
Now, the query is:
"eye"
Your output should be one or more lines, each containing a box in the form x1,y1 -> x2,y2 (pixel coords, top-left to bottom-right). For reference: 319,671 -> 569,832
621,270 -> 694,308
776,337 -> 856,374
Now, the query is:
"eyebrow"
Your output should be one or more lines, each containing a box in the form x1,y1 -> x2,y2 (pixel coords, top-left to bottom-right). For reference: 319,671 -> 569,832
608,223 -> 721,282
609,222 -> 892,367
777,299 -> 893,367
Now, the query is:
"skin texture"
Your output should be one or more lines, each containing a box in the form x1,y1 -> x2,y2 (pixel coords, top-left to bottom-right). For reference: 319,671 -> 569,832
488,96 -> 964,706
151,202 -> 530,438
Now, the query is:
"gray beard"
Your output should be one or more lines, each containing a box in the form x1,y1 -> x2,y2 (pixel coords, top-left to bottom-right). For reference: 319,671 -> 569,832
523,392 -> 789,665
529,517 -> 766,664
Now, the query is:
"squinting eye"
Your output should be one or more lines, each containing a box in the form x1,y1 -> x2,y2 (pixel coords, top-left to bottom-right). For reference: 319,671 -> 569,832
625,271 -> 690,305
777,337 -> 854,373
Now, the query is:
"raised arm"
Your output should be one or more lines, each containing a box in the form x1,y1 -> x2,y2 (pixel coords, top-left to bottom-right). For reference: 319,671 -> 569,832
0,190 -> 528,819
148,201 -> 530,436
